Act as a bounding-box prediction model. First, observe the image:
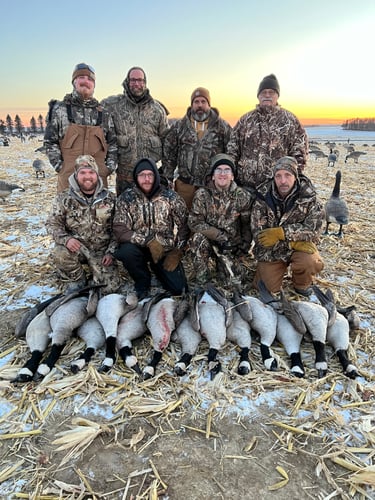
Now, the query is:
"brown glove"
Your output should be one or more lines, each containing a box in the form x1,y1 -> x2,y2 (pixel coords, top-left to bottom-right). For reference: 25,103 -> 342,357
163,248 -> 183,272
258,227 -> 285,247
290,241 -> 318,254
147,239 -> 165,263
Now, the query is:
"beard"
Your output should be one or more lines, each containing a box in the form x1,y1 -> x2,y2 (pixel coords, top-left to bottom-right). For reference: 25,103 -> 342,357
191,109 -> 210,122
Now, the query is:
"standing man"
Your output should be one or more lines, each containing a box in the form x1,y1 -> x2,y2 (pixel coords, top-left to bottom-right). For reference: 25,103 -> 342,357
44,63 -> 117,192
251,156 -> 324,296
102,67 -> 169,195
113,158 -> 189,300
46,155 -> 121,294
162,87 -> 232,210
188,154 -> 253,285
227,74 -> 308,192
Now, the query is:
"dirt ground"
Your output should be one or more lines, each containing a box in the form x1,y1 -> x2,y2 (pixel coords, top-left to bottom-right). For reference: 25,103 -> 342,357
0,138 -> 374,499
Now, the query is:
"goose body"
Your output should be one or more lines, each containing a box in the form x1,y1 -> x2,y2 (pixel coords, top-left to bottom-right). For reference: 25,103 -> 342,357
233,291 -> 278,371
70,317 -> 106,373
0,180 -> 25,201
324,170 -> 349,237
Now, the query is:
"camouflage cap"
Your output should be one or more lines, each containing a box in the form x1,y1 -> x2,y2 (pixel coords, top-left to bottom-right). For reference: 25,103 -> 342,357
273,156 -> 298,178
74,155 -> 99,174
72,63 -> 96,84
191,87 -> 211,106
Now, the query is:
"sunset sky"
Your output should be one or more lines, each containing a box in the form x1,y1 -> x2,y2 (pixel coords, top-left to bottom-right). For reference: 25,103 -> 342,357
1,0 -> 374,127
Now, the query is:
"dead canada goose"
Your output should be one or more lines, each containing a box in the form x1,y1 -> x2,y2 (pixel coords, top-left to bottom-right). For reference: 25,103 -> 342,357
324,170 -> 349,237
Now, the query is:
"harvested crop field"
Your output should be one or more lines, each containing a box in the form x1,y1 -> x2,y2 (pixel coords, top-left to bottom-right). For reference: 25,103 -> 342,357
0,138 -> 374,499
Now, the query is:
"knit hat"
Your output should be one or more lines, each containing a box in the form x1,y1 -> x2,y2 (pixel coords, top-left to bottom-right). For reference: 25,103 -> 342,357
74,155 -> 99,174
273,156 -> 298,178
210,153 -> 236,176
257,74 -> 280,96
72,63 -> 96,84
134,158 -> 156,177
191,87 -> 211,106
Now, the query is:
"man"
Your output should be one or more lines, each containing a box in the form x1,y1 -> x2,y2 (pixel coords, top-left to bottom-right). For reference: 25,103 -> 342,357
227,74 -> 308,192
44,63 -> 117,192
251,156 -> 324,295
113,157 -> 189,299
162,87 -> 232,209
188,154 -> 253,285
101,67 -> 169,195
46,155 -> 121,293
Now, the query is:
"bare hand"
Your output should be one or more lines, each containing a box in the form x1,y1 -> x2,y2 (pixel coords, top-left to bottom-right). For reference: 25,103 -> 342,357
66,238 -> 81,253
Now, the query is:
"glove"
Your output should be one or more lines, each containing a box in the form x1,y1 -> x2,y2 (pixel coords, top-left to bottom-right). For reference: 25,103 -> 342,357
258,227 -> 285,247
290,241 -> 317,254
163,248 -> 183,272
147,239 -> 165,263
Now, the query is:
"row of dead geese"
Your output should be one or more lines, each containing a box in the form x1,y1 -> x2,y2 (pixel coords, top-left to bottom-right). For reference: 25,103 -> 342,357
12,281 -> 359,384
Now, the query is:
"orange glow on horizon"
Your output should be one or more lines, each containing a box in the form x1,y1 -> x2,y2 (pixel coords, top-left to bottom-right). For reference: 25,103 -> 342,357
1,107 -> 373,130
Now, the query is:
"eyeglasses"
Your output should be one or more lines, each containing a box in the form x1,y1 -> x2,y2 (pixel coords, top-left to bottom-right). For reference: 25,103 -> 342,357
74,63 -> 95,73
214,168 -> 232,175
129,78 -> 145,84
137,172 -> 155,179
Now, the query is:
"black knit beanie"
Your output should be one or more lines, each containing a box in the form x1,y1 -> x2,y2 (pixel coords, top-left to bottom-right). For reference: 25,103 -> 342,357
257,74 -> 280,96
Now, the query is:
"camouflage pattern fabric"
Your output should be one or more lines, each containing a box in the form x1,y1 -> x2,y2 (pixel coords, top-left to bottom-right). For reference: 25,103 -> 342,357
44,90 -> 118,173
113,185 -> 189,251
250,175 -> 324,263
188,181 -> 253,284
46,174 -> 121,292
162,108 -> 232,185
101,92 -> 169,192
227,105 -> 308,190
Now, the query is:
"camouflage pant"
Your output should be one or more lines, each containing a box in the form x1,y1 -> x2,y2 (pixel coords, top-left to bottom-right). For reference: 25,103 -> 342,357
188,233 -> 247,286
51,244 -> 122,293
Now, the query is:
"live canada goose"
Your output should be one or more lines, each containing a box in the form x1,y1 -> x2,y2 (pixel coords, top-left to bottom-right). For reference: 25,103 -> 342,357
0,180 -> 25,201
324,170 -> 349,237
345,151 -> 366,163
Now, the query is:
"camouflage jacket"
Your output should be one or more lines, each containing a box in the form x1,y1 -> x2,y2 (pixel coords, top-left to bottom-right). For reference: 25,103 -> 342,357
227,105 -> 308,190
162,108 -> 232,185
251,175 -> 324,263
113,185 -> 189,250
46,174 -> 118,255
189,181 -> 253,246
44,90 -> 118,172
101,90 -> 169,171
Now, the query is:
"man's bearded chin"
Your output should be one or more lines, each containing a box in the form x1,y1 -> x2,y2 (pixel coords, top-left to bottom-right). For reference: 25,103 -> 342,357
191,109 -> 210,122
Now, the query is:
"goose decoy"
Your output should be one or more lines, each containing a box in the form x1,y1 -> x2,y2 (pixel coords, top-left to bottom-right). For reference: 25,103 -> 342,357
324,170 -> 349,237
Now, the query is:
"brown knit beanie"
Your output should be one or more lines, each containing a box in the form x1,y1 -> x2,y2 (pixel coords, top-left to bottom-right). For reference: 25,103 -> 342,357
191,87 -> 211,106
72,63 -> 96,84
273,156 -> 298,178
257,74 -> 280,96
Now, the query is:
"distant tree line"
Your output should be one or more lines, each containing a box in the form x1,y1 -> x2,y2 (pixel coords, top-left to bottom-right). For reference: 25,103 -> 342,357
0,114 -> 45,136
342,118 -> 375,131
